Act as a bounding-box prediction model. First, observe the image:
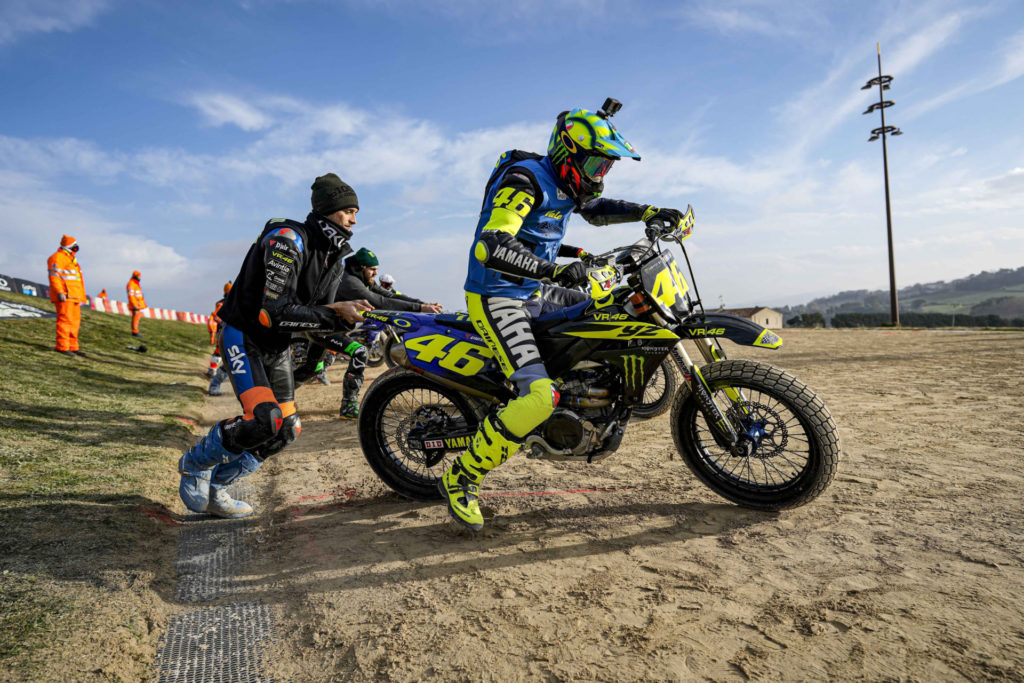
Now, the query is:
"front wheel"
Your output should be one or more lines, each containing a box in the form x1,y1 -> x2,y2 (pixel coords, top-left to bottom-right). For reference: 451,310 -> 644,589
358,368 -> 479,500
671,360 -> 840,510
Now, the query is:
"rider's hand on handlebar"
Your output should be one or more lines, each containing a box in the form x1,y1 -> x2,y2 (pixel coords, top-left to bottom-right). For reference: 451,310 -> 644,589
420,303 -> 443,314
641,206 -> 685,232
328,299 -> 373,323
552,261 -> 588,288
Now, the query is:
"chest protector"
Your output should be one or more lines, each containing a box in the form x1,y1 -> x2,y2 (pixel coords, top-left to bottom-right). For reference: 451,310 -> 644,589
464,153 -> 576,299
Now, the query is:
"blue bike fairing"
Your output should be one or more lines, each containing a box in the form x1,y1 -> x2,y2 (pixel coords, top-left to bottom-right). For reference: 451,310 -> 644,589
464,155 -> 576,300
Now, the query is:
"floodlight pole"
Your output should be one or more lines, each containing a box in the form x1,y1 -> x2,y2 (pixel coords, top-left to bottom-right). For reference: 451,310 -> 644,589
876,46 -> 898,326
862,43 -> 902,326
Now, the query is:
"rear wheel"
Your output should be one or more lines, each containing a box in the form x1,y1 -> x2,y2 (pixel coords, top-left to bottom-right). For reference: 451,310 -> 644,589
633,358 -> 677,419
358,368 -> 479,500
671,360 -> 840,510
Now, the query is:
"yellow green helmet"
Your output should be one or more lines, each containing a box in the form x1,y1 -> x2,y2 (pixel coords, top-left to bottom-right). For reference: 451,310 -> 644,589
547,105 -> 640,201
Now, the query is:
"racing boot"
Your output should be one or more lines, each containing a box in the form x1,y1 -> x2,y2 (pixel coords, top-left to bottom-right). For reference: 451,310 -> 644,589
207,453 -> 262,518
338,371 -> 364,420
438,413 -> 521,531
207,368 -> 227,396
178,423 -> 242,513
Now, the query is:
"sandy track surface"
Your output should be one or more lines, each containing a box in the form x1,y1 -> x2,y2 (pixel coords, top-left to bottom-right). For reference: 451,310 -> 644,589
203,329 -> 1024,681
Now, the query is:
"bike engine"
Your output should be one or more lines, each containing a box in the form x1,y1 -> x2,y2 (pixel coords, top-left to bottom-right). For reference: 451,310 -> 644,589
526,366 -> 624,461
543,410 -> 585,450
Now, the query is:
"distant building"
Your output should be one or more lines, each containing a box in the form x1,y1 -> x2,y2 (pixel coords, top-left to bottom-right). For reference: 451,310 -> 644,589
714,306 -> 784,329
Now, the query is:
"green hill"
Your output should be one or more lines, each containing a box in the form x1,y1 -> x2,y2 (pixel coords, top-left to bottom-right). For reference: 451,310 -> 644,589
781,266 -> 1024,323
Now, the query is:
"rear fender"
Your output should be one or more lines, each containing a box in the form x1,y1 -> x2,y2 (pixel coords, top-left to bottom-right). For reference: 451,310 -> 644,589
379,313 -> 513,403
678,313 -> 782,349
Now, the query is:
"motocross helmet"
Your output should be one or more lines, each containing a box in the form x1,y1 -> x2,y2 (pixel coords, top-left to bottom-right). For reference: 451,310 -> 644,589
547,107 -> 640,203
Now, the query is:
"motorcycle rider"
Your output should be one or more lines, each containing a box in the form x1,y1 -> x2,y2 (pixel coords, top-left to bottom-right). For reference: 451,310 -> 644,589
295,247 -> 442,419
177,173 -> 371,518
440,100 -> 691,530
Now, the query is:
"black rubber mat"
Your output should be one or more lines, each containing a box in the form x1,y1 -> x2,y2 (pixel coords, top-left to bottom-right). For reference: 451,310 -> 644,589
156,481 -> 274,681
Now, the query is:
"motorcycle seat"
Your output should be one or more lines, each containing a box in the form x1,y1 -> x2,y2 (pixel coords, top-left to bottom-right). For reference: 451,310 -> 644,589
532,297 -> 591,334
434,313 -> 477,334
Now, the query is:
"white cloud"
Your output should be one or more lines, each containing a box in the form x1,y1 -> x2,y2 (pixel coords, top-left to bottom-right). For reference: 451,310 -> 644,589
0,173 -> 191,306
904,27 -> 1024,119
188,93 -> 274,131
0,135 -> 123,178
0,0 -> 110,47
685,1 -> 827,39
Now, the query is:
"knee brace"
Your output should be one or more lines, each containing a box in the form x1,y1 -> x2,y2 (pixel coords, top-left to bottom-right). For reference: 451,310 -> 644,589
221,401 -> 284,453
252,413 -> 301,462
497,377 -> 560,438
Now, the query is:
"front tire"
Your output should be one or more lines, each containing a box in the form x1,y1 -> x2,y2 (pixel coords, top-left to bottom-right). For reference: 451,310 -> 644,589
671,360 -> 840,510
358,368 -> 478,500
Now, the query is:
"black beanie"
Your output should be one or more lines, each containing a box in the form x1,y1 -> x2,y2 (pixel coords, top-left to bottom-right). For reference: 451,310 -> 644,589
311,173 -> 359,215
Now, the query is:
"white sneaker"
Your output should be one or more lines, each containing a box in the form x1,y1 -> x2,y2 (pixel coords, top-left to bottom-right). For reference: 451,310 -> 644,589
206,487 -> 253,518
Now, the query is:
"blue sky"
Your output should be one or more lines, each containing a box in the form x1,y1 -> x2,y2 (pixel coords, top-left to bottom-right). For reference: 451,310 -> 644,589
1,0 -> 1022,314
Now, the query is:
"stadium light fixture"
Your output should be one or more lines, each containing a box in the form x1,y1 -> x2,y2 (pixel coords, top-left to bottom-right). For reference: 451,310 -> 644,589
862,43 -> 903,326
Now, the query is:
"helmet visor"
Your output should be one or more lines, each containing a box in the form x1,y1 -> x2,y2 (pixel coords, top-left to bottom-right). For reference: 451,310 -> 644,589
581,155 -> 615,180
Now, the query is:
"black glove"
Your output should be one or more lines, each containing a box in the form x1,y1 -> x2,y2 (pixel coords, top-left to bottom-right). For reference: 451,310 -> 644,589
641,205 -> 686,232
551,261 -> 588,288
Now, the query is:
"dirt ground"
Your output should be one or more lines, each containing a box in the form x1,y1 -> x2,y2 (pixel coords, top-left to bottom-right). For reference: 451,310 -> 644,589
201,329 -> 1024,681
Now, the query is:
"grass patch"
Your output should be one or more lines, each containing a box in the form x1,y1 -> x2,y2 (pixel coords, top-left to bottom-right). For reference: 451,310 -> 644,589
0,291 -> 211,678
0,574 -> 74,662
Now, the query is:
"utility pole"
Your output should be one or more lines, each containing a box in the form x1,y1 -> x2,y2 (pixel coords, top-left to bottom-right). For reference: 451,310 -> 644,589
862,43 -> 903,326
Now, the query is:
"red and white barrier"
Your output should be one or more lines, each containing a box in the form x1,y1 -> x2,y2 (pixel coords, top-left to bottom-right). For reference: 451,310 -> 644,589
88,297 -> 208,325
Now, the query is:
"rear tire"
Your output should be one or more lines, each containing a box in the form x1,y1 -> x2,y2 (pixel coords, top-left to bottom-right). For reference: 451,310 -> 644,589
358,368 -> 478,500
671,360 -> 840,510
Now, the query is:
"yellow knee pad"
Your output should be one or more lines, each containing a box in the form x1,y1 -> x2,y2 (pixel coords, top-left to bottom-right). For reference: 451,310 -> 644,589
497,377 -> 559,438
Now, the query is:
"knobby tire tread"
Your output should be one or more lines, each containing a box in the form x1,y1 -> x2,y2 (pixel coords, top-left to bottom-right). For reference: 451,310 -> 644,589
670,359 -> 841,510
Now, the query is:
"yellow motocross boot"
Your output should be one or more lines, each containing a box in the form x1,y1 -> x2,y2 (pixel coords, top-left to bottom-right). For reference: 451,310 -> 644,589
439,414 -> 521,531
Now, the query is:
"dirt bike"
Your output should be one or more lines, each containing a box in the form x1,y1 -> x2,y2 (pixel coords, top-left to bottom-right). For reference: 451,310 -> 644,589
576,248 -> 677,420
358,207 -> 841,510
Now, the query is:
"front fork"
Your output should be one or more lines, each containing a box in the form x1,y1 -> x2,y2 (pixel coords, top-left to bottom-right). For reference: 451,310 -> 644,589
671,339 -> 753,454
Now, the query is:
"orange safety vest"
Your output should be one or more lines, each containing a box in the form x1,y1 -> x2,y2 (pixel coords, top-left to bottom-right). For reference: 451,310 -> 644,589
207,299 -> 224,332
127,277 -> 147,310
47,248 -> 86,303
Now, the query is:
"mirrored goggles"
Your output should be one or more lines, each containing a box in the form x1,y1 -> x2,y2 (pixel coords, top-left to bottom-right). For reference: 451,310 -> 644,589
580,155 -> 615,180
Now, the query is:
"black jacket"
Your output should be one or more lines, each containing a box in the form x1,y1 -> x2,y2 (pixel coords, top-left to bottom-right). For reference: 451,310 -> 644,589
219,213 -> 353,352
337,258 -> 422,312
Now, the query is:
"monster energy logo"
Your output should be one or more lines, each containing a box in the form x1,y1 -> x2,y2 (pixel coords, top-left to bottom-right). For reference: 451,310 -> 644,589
623,355 -> 645,390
